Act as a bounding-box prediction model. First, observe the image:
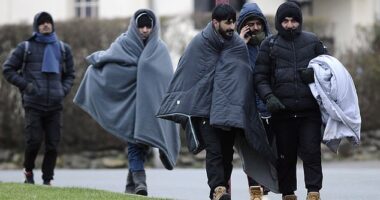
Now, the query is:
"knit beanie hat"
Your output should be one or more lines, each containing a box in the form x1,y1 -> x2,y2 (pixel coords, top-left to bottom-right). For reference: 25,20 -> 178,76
37,12 -> 53,26
275,1 -> 302,25
136,12 -> 154,28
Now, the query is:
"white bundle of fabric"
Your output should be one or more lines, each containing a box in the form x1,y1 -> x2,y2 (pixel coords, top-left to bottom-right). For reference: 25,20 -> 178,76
308,55 -> 361,153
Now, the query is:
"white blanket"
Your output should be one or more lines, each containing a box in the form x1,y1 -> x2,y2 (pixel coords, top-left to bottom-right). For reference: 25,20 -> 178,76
308,55 -> 361,153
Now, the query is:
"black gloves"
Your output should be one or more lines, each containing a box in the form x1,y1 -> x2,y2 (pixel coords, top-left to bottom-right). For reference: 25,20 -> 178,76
298,68 -> 315,84
266,94 -> 285,113
24,82 -> 36,95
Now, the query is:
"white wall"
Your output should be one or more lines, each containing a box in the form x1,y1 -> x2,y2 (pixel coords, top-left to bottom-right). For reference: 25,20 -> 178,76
98,0 -> 148,19
0,0 -> 194,25
98,0 -> 193,19
247,0 -> 284,16
154,0 -> 193,17
313,0 -> 377,55
0,0 -> 72,25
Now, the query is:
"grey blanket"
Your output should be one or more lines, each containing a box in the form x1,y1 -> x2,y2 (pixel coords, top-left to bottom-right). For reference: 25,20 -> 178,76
73,9 -> 180,170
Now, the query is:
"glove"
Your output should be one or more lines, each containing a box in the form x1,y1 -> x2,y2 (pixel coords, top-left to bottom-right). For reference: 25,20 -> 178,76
266,94 -> 285,113
24,82 -> 36,95
298,68 -> 315,84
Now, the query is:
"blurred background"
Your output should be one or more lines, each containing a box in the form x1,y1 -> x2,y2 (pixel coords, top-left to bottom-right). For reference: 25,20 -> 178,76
0,0 -> 379,170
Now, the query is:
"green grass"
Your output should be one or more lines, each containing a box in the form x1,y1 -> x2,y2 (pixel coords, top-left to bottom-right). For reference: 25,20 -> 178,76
0,183 -> 170,200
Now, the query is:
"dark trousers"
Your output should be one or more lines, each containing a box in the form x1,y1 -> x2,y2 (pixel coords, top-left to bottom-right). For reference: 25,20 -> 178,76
247,118 -> 272,194
196,118 -> 236,199
271,116 -> 322,195
23,108 -> 62,181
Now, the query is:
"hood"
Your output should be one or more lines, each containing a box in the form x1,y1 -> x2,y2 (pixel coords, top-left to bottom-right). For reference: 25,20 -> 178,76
237,2 -> 270,36
32,11 -> 55,33
134,9 -> 156,28
130,9 -> 159,45
275,1 -> 302,40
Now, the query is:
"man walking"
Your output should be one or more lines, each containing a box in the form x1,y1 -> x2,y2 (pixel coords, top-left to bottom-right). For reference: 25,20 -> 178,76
158,4 -> 275,200
74,9 -> 179,196
2,11 -> 75,185
237,2 -> 273,200
254,1 -> 327,200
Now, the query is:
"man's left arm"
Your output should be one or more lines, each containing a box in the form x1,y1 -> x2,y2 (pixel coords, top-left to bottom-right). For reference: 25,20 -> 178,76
299,40 -> 328,84
62,44 -> 75,96
315,40 -> 328,55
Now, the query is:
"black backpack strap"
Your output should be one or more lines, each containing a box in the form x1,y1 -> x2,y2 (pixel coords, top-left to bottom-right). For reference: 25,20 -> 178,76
268,35 -> 278,59
268,35 -> 278,86
59,41 -> 67,73
21,41 -> 29,73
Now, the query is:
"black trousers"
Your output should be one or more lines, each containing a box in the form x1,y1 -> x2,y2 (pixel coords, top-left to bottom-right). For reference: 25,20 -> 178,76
23,108 -> 62,181
271,115 -> 322,195
247,118 -> 272,194
196,118 -> 236,199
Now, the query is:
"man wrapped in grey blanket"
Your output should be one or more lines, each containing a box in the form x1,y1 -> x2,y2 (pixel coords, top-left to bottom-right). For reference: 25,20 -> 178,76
73,9 -> 179,196
157,4 -> 278,200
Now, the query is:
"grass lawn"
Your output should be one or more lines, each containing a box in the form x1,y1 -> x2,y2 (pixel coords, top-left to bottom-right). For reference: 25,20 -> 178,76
0,182 -> 170,200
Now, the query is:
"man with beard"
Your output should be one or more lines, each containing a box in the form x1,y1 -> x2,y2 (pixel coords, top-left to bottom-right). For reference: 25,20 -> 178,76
157,4 -> 276,200
254,1 -> 327,200
2,12 -> 75,185
237,3 -> 273,200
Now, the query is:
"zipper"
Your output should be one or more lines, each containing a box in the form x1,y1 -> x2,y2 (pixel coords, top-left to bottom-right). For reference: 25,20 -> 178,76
46,75 -> 50,105
291,40 -> 299,107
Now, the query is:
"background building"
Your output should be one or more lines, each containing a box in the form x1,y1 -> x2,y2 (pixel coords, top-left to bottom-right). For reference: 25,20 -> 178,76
0,0 -> 193,23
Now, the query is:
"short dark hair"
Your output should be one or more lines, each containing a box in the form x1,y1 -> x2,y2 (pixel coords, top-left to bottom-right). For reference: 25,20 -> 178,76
212,4 -> 236,22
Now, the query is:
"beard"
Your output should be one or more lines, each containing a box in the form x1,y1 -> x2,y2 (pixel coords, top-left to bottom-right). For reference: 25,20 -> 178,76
218,25 -> 234,40
248,31 -> 266,46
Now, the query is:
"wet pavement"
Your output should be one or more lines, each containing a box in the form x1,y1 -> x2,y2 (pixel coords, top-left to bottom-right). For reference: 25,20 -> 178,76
1,161 -> 379,200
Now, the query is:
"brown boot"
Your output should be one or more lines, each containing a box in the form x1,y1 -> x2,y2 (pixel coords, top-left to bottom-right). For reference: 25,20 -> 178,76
213,186 -> 231,200
283,194 -> 297,200
249,186 -> 263,200
307,192 -> 320,200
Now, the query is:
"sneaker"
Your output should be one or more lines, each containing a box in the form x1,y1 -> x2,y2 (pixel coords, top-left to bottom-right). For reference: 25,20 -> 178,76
283,194 -> 297,200
213,186 -> 231,200
249,186 -> 263,200
262,195 -> 269,200
23,170 -> 34,184
307,192 -> 320,200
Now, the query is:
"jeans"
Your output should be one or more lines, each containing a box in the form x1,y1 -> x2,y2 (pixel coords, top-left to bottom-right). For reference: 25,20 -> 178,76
127,142 -> 147,172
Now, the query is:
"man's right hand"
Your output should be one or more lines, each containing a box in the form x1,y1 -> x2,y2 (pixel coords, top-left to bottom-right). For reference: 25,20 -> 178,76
239,25 -> 251,44
266,94 -> 286,113
24,82 -> 37,95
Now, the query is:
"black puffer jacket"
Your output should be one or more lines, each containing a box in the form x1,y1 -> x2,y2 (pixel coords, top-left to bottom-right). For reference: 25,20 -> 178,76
2,12 -> 75,111
253,2 -> 326,117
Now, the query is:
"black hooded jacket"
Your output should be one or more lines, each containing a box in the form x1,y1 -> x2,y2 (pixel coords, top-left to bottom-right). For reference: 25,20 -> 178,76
253,2 -> 327,117
2,12 -> 75,111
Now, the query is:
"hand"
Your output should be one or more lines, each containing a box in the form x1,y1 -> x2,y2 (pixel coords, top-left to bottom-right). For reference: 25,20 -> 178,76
24,82 -> 36,95
266,94 -> 285,113
298,68 -> 314,84
239,25 -> 251,44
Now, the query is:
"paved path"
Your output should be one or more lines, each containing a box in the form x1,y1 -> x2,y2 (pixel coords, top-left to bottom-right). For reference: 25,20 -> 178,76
1,161 -> 379,200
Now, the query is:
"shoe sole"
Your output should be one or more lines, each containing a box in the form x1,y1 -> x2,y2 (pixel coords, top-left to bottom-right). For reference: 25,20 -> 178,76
136,190 -> 147,196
